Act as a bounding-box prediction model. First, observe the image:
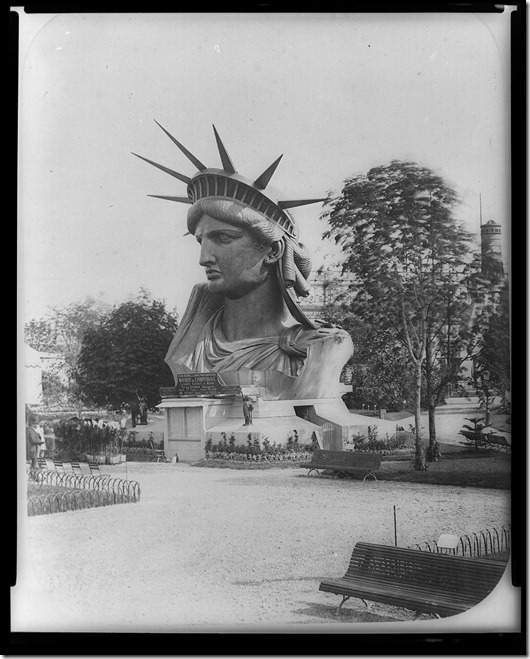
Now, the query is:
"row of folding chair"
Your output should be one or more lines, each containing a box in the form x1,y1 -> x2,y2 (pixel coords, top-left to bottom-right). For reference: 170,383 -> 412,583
36,457 -> 110,478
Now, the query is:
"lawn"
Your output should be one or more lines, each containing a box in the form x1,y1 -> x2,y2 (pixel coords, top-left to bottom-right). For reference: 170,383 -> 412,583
197,442 -> 511,489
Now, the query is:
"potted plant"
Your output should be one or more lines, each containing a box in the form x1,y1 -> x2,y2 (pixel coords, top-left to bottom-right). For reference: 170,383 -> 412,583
89,452 -> 107,464
106,448 -> 126,464
106,429 -> 126,464
85,424 -> 108,463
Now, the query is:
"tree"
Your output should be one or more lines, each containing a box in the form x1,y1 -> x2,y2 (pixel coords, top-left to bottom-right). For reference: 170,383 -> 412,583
25,298 -> 110,406
472,280 -> 511,412
322,161 -> 479,469
51,299 -> 110,382
313,266 -> 416,412
24,318 -> 59,353
320,302 -> 414,411
76,290 -> 178,408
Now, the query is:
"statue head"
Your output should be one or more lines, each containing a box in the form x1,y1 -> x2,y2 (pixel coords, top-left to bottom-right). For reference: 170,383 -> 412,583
133,123 -> 326,328
187,198 -> 313,304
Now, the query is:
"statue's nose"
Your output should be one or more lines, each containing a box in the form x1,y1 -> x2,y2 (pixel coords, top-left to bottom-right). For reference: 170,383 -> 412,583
199,240 -> 215,266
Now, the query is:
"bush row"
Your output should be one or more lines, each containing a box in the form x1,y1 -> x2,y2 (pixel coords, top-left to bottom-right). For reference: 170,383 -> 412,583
205,451 -> 313,463
205,431 -> 319,457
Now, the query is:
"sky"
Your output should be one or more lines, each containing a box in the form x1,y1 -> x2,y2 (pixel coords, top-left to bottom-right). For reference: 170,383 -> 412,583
17,10 -> 513,323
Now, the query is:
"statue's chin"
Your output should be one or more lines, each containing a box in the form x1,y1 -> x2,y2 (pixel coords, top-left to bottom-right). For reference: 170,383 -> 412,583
206,279 -> 225,294
208,275 -> 270,300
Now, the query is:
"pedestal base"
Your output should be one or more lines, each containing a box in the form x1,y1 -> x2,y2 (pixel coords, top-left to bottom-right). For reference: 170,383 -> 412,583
158,395 -> 402,462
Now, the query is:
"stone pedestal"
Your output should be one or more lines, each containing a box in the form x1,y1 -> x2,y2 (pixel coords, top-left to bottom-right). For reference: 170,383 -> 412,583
158,389 -> 401,461
158,397 -> 232,462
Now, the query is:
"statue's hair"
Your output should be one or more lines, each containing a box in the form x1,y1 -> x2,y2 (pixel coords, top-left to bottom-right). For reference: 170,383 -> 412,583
187,198 -> 312,298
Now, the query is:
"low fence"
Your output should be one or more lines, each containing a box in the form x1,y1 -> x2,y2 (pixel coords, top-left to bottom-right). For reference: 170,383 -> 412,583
411,525 -> 511,559
27,469 -> 141,516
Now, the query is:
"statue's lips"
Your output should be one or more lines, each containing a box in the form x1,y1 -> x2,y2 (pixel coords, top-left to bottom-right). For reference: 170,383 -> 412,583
205,270 -> 222,280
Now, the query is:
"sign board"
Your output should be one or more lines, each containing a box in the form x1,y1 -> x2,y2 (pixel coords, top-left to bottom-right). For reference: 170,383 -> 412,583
160,373 -> 241,399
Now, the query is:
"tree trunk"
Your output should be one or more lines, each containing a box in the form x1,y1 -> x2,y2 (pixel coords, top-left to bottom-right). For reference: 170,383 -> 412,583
425,334 -> 436,451
427,404 -> 436,443
424,332 -> 441,462
413,361 -> 426,470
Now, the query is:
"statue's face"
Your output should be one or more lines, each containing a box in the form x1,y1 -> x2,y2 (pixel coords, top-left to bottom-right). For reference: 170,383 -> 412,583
195,214 -> 270,299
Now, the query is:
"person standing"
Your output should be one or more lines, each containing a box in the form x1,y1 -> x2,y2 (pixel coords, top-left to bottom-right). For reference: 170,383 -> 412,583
138,397 -> 148,425
243,398 -> 250,426
36,421 -> 46,458
26,414 -> 44,468
119,408 -> 128,429
129,401 -> 139,428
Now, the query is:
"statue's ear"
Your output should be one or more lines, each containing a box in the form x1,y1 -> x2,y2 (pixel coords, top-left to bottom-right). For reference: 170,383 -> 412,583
265,240 -> 284,265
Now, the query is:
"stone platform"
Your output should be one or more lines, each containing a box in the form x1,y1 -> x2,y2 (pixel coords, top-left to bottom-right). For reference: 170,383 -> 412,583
158,394 -> 404,462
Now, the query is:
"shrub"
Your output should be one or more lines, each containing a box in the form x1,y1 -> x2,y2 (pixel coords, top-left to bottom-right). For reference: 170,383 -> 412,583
205,431 -> 317,462
353,427 -> 407,455
459,417 -> 491,450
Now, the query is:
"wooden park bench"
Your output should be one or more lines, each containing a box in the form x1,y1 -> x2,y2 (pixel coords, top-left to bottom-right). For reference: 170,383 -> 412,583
319,542 -> 506,618
483,434 -> 511,452
460,430 -> 512,453
300,450 -> 382,481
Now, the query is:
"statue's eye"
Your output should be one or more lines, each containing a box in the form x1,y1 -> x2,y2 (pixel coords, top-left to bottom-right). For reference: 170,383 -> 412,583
215,233 -> 236,244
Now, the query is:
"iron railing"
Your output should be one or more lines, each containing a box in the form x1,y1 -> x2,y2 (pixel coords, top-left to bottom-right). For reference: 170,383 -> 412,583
27,468 -> 141,516
410,525 -> 511,559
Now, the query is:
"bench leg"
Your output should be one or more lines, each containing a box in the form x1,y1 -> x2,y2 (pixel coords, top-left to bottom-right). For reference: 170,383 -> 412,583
306,468 -> 321,477
333,595 -> 351,616
363,471 -> 377,481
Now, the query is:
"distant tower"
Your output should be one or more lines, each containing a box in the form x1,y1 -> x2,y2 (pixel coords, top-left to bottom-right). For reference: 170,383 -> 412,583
479,195 -> 504,281
481,220 -> 504,280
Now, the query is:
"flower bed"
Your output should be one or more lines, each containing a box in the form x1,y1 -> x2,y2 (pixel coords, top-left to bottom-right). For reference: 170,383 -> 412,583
122,444 -> 163,462
205,430 -> 318,462
205,450 -> 313,463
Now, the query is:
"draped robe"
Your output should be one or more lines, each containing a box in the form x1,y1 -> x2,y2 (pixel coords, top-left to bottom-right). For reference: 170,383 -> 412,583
165,284 -> 353,400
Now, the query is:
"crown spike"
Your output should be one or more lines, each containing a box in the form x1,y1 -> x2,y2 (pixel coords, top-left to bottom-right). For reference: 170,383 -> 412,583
278,198 -> 326,209
154,120 -> 207,171
147,194 -> 192,204
212,125 -> 237,174
253,155 -> 283,190
132,152 -> 191,184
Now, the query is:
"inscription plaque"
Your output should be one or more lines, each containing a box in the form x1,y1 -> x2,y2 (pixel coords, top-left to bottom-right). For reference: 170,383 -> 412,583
160,373 -> 241,398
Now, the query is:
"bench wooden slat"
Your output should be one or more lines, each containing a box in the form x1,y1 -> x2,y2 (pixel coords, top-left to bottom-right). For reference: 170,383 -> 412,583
319,542 -> 506,617
320,576 -> 481,607
300,450 -> 382,480
322,573 -> 499,602
320,580 -> 475,616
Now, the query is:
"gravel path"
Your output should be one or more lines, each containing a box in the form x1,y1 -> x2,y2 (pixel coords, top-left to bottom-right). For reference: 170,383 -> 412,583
13,461 -> 513,633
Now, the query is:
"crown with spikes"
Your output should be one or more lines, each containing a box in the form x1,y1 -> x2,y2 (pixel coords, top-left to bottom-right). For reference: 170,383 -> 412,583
132,122 -> 326,239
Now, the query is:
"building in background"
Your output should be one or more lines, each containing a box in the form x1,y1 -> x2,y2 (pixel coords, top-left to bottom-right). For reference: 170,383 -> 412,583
300,270 -> 355,323
24,344 -> 70,408
481,219 -> 505,284
24,344 -> 44,405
